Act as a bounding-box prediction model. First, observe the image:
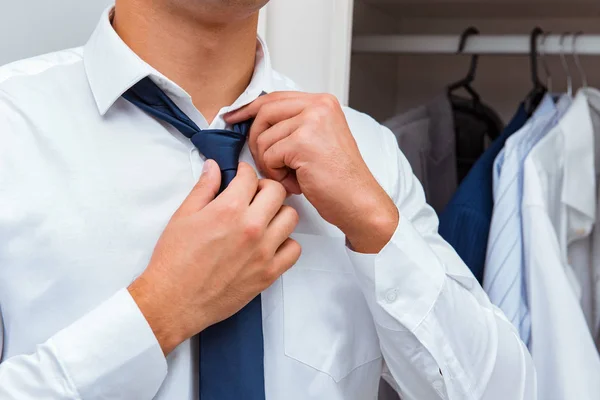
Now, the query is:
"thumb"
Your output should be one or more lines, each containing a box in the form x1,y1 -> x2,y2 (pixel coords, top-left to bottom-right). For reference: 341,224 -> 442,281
280,170 -> 302,195
175,159 -> 221,217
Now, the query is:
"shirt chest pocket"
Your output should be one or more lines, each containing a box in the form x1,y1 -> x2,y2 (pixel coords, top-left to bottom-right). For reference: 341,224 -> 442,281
282,233 -> 382,382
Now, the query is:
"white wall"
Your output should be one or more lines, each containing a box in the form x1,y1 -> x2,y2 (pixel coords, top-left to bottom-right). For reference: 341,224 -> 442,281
0,1 -> 269,67
265,0 -> 354,104
0,0 -> 349,105
0,0 -> 112,65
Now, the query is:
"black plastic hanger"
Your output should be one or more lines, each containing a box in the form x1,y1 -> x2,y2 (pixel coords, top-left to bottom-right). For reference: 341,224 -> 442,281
448,27 -> 481,104
447,27 -> 504,181
524,27 -> 547,116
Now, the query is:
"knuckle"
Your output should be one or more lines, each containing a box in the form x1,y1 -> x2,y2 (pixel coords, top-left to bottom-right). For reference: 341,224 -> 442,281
294,128 -> 313,147
243,220 -> 264,241
219,203 -> 235,216
237,161 -> 251,172
318,93 -> 339,109
258,245 -> 272,261
238,162 -> 257,178
290,239 -> 302,259
223,199 -> 243,214
262,177 -> 277,189
282,205 -> 300,225
241,168 -> 259,188
261,264 -> 281,285
261,178 -> 286,199
306,107 -> 326,123
255,133 -> 269,152
269,179 -> 287,198
252,246 -> 269,265
262,102 -> 278,116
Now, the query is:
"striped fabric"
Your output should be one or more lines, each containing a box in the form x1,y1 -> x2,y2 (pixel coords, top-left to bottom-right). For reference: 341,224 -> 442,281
484,94 -> 571,346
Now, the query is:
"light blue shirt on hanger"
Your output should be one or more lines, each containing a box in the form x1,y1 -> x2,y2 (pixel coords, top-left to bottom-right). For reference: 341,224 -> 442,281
484,93 -> 572,347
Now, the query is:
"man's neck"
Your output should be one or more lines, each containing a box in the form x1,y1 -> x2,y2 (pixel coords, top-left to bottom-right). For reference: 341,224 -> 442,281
113,0 -> 259,123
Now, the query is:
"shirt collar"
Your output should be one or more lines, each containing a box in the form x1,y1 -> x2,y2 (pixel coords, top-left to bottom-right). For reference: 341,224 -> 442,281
534,93 -> 556,117
83,6 -> 273,116
559,88 -> 600,234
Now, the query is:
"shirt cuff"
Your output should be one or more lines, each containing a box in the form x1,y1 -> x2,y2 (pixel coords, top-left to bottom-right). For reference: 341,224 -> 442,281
346,214 -> 446,332
49,288 -> 168,399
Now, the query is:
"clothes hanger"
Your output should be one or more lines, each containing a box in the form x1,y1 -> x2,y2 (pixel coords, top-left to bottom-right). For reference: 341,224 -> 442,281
539,31 -> 553,94
559,32 -> 573,97
448,27 -> 481,104
448,26 -> 504,182
446,26 -> 504,134
572,31 -> 588,89
524,27 -> 548,116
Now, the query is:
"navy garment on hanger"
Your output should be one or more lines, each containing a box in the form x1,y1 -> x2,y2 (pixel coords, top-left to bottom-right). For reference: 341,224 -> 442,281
438,104 -> 529,283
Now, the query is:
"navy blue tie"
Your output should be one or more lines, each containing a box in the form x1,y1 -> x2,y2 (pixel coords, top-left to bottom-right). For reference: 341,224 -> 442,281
123,77 -> 265,400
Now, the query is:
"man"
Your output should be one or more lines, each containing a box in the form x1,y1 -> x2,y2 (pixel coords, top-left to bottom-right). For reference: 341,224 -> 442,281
0,1 -> 535,399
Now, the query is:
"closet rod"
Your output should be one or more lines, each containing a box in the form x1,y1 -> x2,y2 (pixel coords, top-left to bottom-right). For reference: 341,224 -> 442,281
352,34 -> 600,55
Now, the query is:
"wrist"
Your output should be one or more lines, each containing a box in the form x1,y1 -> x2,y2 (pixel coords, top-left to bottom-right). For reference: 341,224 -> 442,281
343,194 -> 399,254
128,276 -> 186,356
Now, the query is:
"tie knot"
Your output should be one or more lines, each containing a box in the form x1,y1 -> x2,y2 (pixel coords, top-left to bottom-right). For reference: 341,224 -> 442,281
123,77 -> 253,191
191,129 -> 247,173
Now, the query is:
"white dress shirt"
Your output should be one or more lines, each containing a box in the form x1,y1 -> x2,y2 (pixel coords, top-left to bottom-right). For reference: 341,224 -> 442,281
0,7 -> 535,400
592,179 -> 600,348
522,88 -> 600,400
485,95 -> 555,344
485,94 -> 572,346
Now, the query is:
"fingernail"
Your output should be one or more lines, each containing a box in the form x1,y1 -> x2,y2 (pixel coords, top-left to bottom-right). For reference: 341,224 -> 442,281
202,160 -> 215,175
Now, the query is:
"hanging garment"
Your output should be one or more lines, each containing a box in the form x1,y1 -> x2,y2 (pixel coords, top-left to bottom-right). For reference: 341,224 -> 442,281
484,94 -> 572,346
384,95 -> 457,214
438,105 -> 528,283
450,95 -> 505,182
522,88 -> 600,400
591,182 -> 600,349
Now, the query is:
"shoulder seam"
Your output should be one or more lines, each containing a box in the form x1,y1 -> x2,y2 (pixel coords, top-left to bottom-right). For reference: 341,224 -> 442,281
0,49 -> 83,87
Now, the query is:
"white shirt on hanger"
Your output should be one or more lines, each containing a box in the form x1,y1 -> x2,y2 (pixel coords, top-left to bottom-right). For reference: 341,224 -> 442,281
485,94 -> 573,347
485,94 -> 556,344
523,88 -> 600,400
0,7 -> 535,400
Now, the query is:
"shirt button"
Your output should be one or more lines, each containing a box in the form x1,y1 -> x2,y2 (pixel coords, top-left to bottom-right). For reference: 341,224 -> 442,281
433,380 -> 444,392
385,289 -> 398,303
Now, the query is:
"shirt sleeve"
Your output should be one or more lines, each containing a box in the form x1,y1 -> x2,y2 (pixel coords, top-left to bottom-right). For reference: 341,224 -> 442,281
346,125 -> 536,400
0,289 -> 168,399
